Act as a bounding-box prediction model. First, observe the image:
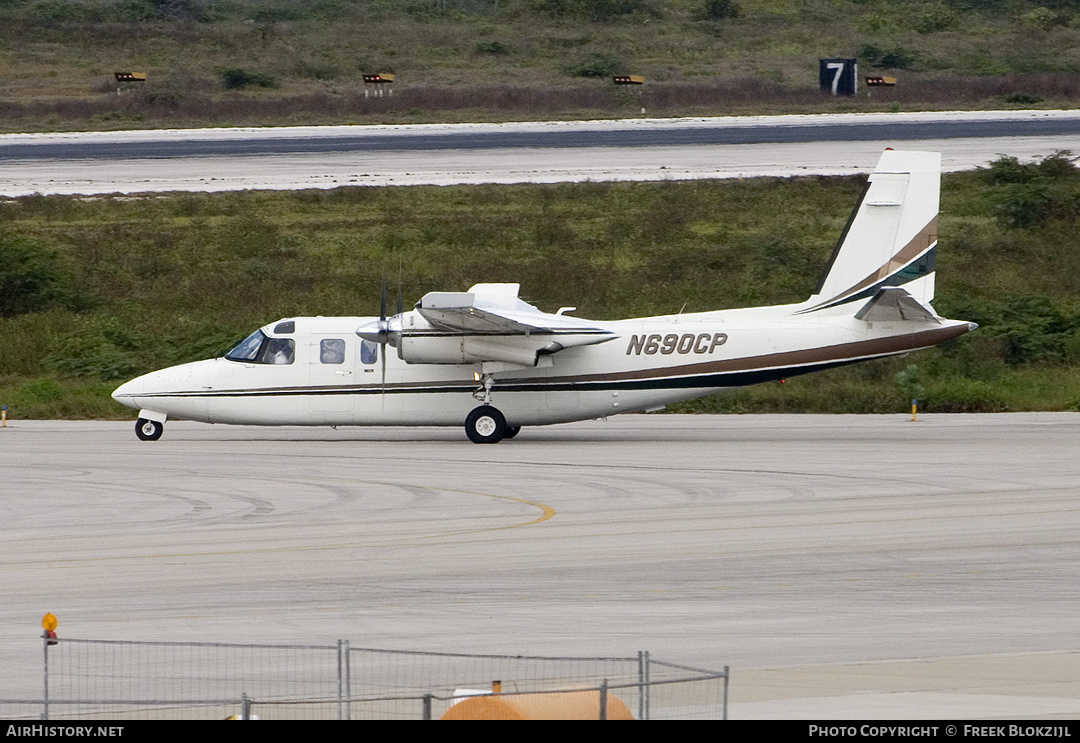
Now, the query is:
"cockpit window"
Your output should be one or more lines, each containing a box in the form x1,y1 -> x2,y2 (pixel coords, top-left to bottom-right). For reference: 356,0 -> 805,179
225,330 -> 295,365
274,320 -> 295,334
225,330 -> 266,362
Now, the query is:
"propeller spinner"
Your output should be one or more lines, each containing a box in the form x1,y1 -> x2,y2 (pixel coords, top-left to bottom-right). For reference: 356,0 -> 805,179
355,283 -> 403,347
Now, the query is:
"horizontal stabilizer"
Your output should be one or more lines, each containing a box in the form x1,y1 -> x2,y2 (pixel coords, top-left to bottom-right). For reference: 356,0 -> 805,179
854,287 -> 940,324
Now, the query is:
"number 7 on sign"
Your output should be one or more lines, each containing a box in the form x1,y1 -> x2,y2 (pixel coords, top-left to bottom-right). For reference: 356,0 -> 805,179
827,62 -> 845,95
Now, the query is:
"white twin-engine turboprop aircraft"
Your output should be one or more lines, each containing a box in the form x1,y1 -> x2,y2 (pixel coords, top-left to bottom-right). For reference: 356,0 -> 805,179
113,150 -> 975,443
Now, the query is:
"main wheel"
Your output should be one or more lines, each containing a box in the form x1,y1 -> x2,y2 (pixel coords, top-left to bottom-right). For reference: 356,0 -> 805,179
503,425 -> 521,440
135,418 -> 164,441
465,406 -> 507,444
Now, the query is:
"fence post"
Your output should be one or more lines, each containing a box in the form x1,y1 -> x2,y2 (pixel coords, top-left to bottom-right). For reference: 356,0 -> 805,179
723,665 -> 729,721
344,640 -> 351,721
422,693 -> 432,720
637,650 -> 650,720
337,639 -> 352,720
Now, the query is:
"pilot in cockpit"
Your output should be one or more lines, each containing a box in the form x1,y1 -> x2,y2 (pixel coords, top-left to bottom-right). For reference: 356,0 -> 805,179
264,338 -> 294,365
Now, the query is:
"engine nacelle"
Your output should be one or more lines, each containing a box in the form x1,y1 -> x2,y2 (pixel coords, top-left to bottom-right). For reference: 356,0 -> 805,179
398,334 -> 546,367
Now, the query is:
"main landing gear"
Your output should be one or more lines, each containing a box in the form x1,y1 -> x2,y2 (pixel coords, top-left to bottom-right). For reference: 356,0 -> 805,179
135,418 -> 164,441
465,372 -> 519,444
465,405 -> 507,444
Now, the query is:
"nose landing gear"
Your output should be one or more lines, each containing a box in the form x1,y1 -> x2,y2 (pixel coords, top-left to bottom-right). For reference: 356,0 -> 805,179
135,418 -> 164,441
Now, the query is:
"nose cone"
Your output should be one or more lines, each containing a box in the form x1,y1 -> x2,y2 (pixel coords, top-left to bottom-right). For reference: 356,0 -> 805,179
112,375 -> 146,410
111,360 -> 202,410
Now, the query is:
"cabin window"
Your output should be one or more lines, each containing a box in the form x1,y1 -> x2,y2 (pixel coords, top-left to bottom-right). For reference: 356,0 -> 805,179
224,330 -> 295,365
360,339 -> 378,365
320,339 -> 346,364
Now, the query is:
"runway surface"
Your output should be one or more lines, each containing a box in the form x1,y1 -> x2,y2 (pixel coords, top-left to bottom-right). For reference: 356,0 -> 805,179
3,111 -> 1080,195
1,413 -> 1078,718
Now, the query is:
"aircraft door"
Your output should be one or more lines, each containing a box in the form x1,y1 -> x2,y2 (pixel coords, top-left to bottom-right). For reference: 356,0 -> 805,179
308,336 -> 357,415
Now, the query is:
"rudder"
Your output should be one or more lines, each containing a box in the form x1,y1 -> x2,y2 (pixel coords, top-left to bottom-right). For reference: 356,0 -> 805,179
803,150 -> 940,314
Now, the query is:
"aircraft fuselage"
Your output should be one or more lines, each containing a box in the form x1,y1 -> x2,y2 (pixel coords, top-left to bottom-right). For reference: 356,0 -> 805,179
112,306 -> 971,430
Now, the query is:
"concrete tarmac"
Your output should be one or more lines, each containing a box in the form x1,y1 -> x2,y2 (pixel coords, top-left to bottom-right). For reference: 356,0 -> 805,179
1,413 -> 1078,719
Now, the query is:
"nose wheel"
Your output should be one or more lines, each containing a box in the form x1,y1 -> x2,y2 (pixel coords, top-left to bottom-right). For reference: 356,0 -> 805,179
135,418 -> 164,441
465,405 -> 508,444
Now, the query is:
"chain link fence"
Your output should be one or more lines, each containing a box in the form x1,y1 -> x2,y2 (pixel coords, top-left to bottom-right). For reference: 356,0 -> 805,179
1,637 -> 728,720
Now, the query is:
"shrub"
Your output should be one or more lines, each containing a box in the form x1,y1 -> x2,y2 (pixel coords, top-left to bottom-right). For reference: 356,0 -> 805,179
564,52 -> 620,78
16,377 -> 65,404
106,0 -> 158,22
982,152 -> 1080,227
1021,6 -> 1064,30
155,0 -> 207,22
982,155 -> 1039,185
925,378 -> 1009,412
895,363 -> 926,403
859,44 -> 918,70
1002,91 -> 1043,104
26,0 -> 97,23
912,4 -> 957,32
221,68 -> 279,90
702,0 -> 738,20
990,182 -> 1052,228
44,316 -> 147,381
530,0 -> 660,22
475,40 -> 512,55
859,13 -> 898,34
0,234 -> 77,318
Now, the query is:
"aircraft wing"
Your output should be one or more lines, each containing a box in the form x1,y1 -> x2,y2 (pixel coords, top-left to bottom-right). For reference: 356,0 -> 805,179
399,285 -> 617,368
417,288 -> 617,346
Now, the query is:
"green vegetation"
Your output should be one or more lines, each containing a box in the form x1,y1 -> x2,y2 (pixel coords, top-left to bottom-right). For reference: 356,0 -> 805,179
4,0 -> 1080,130
3,154 -> 1080,419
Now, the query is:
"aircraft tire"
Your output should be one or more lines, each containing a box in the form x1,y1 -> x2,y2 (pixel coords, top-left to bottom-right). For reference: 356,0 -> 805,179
503,426 -> 521,439
465,406 -> 507,444
135,418 -> 164,441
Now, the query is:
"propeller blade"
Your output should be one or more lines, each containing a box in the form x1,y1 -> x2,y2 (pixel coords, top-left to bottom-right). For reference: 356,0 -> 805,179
397,262 -> 404,316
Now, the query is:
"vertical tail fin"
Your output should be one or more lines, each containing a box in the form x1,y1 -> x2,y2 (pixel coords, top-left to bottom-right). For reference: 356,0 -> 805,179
802,150 -> 940,314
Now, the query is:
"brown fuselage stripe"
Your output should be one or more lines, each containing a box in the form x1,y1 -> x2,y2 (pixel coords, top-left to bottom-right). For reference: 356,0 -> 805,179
803,217 -> 937,312
535,322 -> 968,387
